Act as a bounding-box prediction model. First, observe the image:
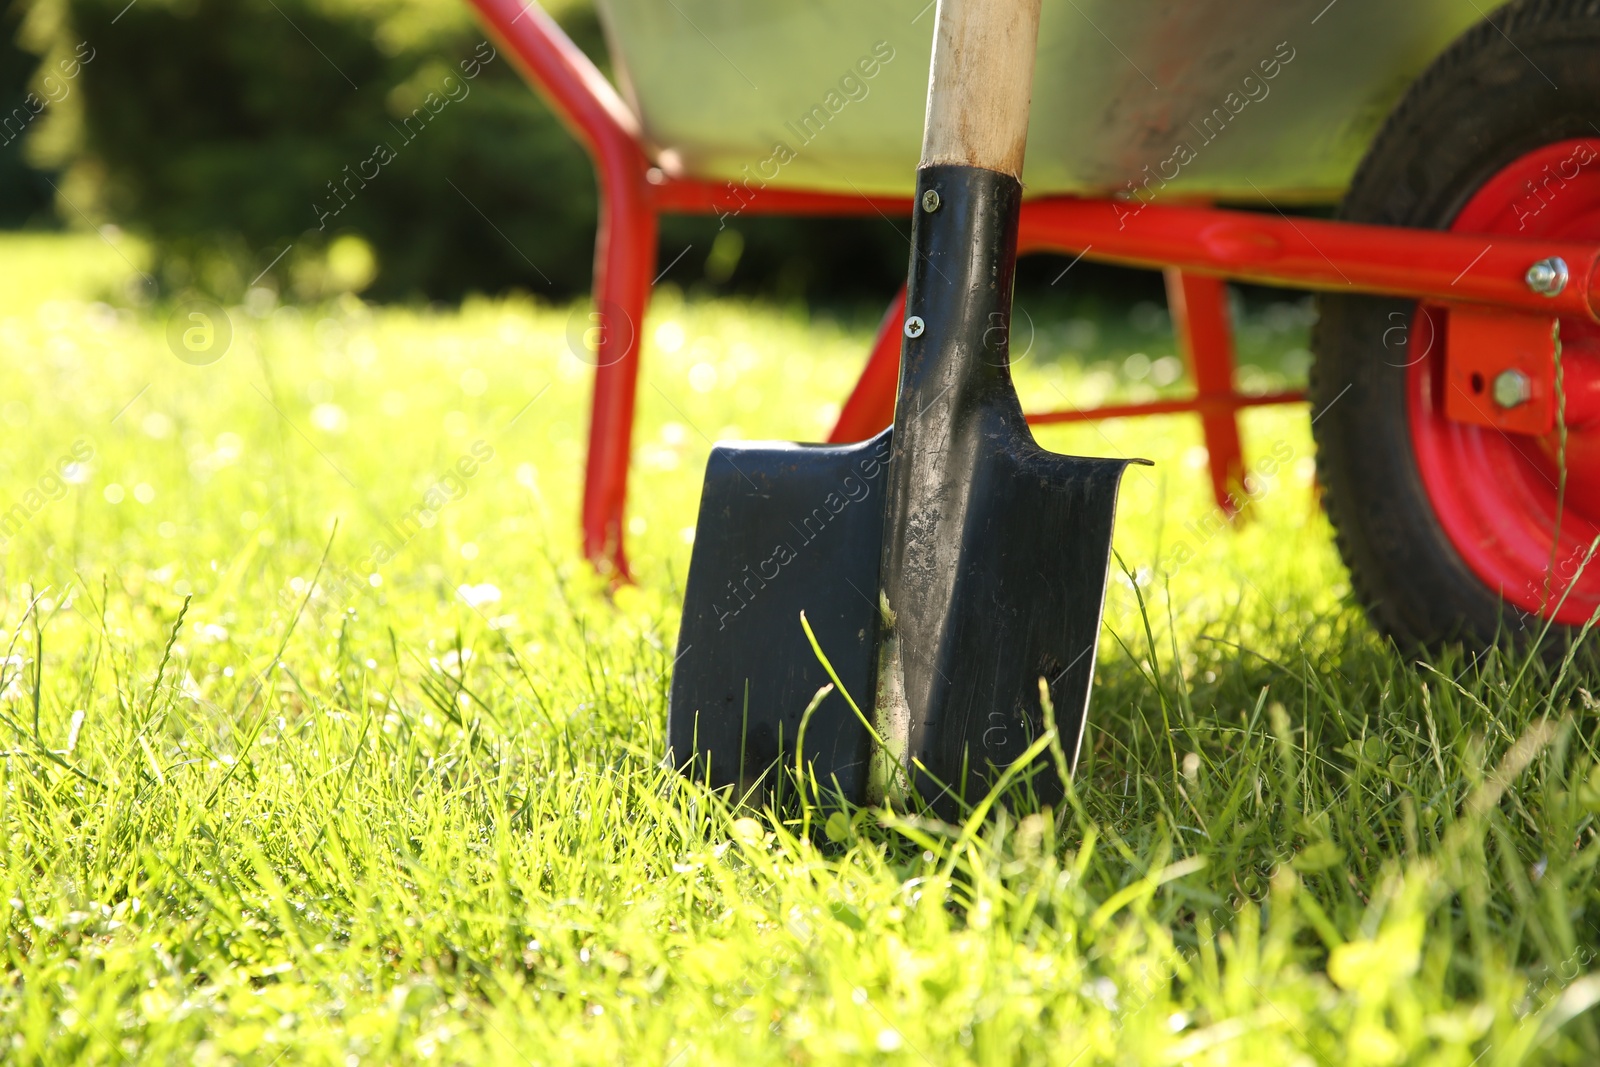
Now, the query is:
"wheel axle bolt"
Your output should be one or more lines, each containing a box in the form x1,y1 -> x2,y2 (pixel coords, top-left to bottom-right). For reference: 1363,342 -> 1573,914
921,189 -> 941,213
1525,256 -> 1569,297
904,315 -> 926,338
1493,368 -> 1532,409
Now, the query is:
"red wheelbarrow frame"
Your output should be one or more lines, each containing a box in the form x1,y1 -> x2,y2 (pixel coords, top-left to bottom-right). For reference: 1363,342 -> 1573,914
467,0 -> 1600,579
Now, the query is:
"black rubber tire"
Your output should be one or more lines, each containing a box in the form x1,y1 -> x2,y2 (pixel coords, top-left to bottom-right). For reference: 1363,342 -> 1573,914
1311,0 -> 1600,653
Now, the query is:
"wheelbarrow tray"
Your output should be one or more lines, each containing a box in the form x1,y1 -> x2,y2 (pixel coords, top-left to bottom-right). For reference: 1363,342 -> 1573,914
595,0 -> 1483,202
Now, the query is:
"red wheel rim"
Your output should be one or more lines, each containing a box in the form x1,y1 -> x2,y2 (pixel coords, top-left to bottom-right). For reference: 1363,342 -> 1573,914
1409,139 -> 1600,627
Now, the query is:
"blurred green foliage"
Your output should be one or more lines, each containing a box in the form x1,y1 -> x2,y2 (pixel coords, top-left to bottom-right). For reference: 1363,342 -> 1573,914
0,0 -> 911,303
12,0 -> 601,300
0,3 -> 55,225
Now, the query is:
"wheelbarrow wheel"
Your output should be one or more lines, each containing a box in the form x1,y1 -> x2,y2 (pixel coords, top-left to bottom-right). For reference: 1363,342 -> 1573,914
1312,0 -> 1600,652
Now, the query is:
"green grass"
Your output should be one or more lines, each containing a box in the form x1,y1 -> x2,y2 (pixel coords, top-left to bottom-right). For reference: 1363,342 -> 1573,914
1,232 -> 1599,1064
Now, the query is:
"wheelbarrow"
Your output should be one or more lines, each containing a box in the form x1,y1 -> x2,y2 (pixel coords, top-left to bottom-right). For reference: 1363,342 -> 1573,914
464,0 -> 1600,656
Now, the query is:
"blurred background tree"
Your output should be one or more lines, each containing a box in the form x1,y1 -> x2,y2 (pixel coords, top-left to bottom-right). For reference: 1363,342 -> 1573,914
0,1 -> 55,226
0,0 -> 913,304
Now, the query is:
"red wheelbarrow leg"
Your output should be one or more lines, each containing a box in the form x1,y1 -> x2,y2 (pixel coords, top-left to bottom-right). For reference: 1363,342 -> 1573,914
1165,268 -> 1247,518
828,288 -> 906,443
581,168 -> 657,580
461,0 -> 657,579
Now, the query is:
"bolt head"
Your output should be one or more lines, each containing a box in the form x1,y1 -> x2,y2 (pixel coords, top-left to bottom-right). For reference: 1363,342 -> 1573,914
920,189 -> 941,213
1492,368 -> 1532,409
903,315 -> 925,338
1525,256 -> 1569,297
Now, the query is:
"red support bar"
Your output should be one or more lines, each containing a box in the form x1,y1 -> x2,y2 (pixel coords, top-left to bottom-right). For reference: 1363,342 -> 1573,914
652,175 -> 913,219
1024,390 -> 1305,426
1166,270 -> 1247,516
826,285 -> 1307,445
1020,198 -> 1600,322
464,0 -> 644,166
658,184 -> 1600,317
828,289 -> 906,443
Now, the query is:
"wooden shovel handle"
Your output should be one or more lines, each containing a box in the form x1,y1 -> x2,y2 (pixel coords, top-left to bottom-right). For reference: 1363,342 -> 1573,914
919,0 -> 1043,178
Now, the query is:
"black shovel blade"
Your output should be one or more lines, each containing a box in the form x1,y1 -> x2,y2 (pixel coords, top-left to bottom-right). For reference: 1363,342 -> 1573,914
875,429 -> 1134,813
667,429 -> 891,803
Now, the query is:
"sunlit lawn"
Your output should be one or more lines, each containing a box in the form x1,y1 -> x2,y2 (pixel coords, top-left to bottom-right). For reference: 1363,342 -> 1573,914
1,233 -> 1597,1064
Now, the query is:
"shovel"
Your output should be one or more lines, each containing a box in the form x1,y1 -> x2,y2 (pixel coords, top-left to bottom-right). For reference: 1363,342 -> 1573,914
667,0 -> 1140,813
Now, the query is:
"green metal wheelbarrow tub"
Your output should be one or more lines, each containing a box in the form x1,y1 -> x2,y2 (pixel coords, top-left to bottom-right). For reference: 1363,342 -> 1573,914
595,0 -> 1484,202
